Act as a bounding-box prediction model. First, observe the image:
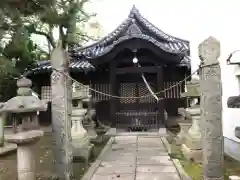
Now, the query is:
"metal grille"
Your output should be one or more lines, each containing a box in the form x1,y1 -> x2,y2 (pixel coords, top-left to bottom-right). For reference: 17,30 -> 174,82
119,83 -> 137,104
116,111 -> 158,130
138,83 -> 156,103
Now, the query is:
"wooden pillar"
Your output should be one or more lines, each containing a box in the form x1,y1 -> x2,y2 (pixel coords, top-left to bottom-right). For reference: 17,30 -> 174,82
110,61 -> 117,127
157,66 -> 164,128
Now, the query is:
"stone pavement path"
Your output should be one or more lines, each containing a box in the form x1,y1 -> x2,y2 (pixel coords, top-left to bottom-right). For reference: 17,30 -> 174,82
90,136 -> 181,180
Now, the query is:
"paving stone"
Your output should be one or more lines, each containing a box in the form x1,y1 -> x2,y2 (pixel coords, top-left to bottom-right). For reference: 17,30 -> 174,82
115,137 -> 137,141
100,160 -> 136,167
111,144 -> 137,150
100,158 -> 136,165
137,139 -> 164,147
101,155 -> 136,162
136,150 -> 168,157
136,165 -> 177,173
111,147 -> 137,151
104,151 -> 137,157
87,136 -> 180,180
135,172 -> 180,180
137,146 -> 167,151
115,136 -> 137,144
138,137 -> 162,142
138,142 -> 164,148
91,173 -> 135,180
137,156 -> 173,166
95,165 -> 135,174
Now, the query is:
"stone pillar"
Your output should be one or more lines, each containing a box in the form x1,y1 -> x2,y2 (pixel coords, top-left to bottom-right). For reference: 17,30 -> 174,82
0,112 -> 4,147
199,37 -> 224,180
50,41 -> 73,180
0,103 -> 6,147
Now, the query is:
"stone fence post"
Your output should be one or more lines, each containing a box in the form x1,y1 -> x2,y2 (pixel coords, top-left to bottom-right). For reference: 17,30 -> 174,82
50,41 -> 73,180
198,36 -> 224,180
0,106 -> 5,147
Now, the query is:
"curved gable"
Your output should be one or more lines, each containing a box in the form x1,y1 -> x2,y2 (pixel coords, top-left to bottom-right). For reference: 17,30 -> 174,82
70,5 -> 190,64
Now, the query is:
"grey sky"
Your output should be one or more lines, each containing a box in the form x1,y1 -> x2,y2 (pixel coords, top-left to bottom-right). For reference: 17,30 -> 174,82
34,0 -> 240,72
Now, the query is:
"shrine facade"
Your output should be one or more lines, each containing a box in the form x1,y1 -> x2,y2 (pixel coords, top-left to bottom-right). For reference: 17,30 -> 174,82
26,6 -> 191,131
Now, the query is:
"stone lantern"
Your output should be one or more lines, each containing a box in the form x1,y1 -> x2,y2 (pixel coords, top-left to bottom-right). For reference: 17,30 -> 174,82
1,77 -> 47,180
180,79 -> 202,163
71,91 -> 93,162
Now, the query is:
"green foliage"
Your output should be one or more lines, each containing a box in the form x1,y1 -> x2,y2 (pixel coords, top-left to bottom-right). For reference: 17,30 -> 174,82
0,57 -> 18,101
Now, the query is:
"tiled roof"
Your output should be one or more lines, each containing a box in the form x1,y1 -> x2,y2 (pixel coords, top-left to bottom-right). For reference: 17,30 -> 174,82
26,60 -> 95,76
28,5 -> 191,77
69,5 -> 191,68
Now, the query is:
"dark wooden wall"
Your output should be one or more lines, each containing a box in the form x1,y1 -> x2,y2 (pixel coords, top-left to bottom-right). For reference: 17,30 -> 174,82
28,47 -> 188,128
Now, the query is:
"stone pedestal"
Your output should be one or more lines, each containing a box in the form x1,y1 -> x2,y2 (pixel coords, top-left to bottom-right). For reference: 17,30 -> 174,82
181,106 -> 202,163
5,130 -> 44,180
71,108 -> 93,161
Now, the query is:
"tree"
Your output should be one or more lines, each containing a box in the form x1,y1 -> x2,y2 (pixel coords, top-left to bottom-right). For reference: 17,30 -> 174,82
25,0 -> 98,50
0,0 -> 53,100
0,0 -> 98,100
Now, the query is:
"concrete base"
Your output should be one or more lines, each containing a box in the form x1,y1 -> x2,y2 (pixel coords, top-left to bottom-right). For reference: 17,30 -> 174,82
181,144 -> 202,163
0,143 -> 17,156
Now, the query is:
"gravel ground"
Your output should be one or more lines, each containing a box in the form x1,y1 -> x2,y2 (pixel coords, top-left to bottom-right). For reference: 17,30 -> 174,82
0,133 -> 108,180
